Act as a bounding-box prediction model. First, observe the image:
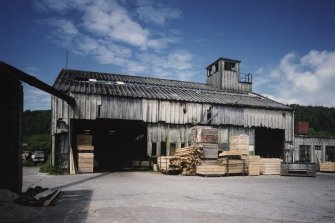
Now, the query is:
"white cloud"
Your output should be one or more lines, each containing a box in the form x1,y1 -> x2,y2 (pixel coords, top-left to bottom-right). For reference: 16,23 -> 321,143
136,0 -> 182,26
33,0 -> 195,81
255,50 -> 335,107
24,85 -> 51,111
128,50 -> 195,80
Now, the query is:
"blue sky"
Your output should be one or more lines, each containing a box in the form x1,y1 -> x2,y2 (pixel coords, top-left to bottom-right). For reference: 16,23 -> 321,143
1,0 -> 335,110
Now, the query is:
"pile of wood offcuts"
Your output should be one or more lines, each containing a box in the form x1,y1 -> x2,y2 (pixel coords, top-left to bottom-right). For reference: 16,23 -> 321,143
157,156 -> 182,174
175,146 -> 203,176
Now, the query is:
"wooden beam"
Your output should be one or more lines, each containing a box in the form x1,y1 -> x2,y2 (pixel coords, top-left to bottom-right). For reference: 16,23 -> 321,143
0,61 -> 75,106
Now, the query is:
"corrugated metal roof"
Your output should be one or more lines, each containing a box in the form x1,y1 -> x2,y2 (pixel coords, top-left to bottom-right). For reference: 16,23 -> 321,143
53,69 -> 292,110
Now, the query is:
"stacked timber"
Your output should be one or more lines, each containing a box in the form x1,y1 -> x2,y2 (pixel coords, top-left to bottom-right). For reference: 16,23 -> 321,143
78,153 -> 94,173
219,150 -> 248,158
190,126 -> 218,145
77,134 -> 94,173
229,134 -> 249,155
196,165 -> 226,176
319,162 -> 335,172
175,146 -> 203,176
201,144 -> 219,159
218,157 -> 247,175
248,155 -> 261,176
157,156 -> 181,174
260,158 -> 282,175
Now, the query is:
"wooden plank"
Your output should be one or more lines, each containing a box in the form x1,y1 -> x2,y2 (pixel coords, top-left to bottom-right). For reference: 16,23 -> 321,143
78,153 -> 94,159
77,145 -> 94,151
260,158 -> 282,175
78,167 -> 93,173
248,155 -> 260,176
320,162 -> 335,172
196,165 -> 226,176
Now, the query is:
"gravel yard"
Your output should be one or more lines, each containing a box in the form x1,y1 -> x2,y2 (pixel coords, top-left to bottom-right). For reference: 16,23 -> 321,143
0,167 -> 334,223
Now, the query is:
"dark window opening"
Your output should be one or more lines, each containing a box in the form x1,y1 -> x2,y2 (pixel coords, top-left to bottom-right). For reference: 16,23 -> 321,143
214,63 -> 219,72
299,145 -> 311,162
161,142 -> 167,156
207,67 -> 212,77
152,143 -> 157,157
170,143 -> 176,155
207,106 -> 212,124
97,105 -> 101,117
224,61 -> 236,71
326,146 -> 335,162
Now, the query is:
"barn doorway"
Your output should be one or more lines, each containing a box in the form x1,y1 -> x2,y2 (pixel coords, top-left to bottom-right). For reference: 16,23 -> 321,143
72,119 -> 147,172
255,127 -> 284,158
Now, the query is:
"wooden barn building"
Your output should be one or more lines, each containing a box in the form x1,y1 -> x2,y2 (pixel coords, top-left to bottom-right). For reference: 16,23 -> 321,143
51,57 -> 294,171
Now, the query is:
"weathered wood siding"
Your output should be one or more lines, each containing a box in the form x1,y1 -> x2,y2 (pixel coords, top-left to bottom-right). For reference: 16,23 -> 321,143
52,94 -> 293,140
52,94 -> 293,160
294,136 -> 335,163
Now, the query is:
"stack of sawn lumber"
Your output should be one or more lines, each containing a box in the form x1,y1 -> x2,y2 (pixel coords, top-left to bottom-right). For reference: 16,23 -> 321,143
157,156 -> 181,174
191,126 -> 226,177
248,155 -> 260,176
229,134 -> 249,155
217,156 -> 247,174
217,150 -> 248,175
319,162 -> 335,172
175,146 -> 203,176
260,158 -> 282,175
196,165 -> 225,176
77,134 -> 94,173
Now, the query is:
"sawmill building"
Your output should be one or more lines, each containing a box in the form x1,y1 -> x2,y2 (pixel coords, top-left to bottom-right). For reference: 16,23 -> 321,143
51,57 -> 294,171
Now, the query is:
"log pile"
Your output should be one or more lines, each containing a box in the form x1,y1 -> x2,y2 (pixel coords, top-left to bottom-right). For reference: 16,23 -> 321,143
196,165 -> 226,176
175,146 -> 203,176
157,156 -> 181,174
260,158 -> 282,175
319,162 -> 335,172
248,155 -> 261,176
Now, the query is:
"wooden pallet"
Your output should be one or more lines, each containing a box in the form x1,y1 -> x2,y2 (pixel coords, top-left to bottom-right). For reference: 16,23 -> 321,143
196,165 -> 226,176
248,155 -> 260,176
260,158 -> 282,175
78,152 -> 94,173
320,162 -> 335,172
218,158 -> 247,174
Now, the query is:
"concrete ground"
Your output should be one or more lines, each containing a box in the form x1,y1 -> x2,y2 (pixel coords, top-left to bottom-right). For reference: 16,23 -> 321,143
0,167 -> 334,223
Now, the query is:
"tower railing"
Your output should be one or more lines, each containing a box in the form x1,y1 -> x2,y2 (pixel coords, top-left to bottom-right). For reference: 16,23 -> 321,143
240,73 -> 252,83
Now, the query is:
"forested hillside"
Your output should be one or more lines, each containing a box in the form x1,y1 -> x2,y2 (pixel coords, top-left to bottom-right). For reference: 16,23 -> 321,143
290,105 -> 335,137
23,110 -> 51,152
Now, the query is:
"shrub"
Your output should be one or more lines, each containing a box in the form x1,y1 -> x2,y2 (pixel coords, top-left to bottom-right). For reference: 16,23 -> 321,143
39,156 -> 67,175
